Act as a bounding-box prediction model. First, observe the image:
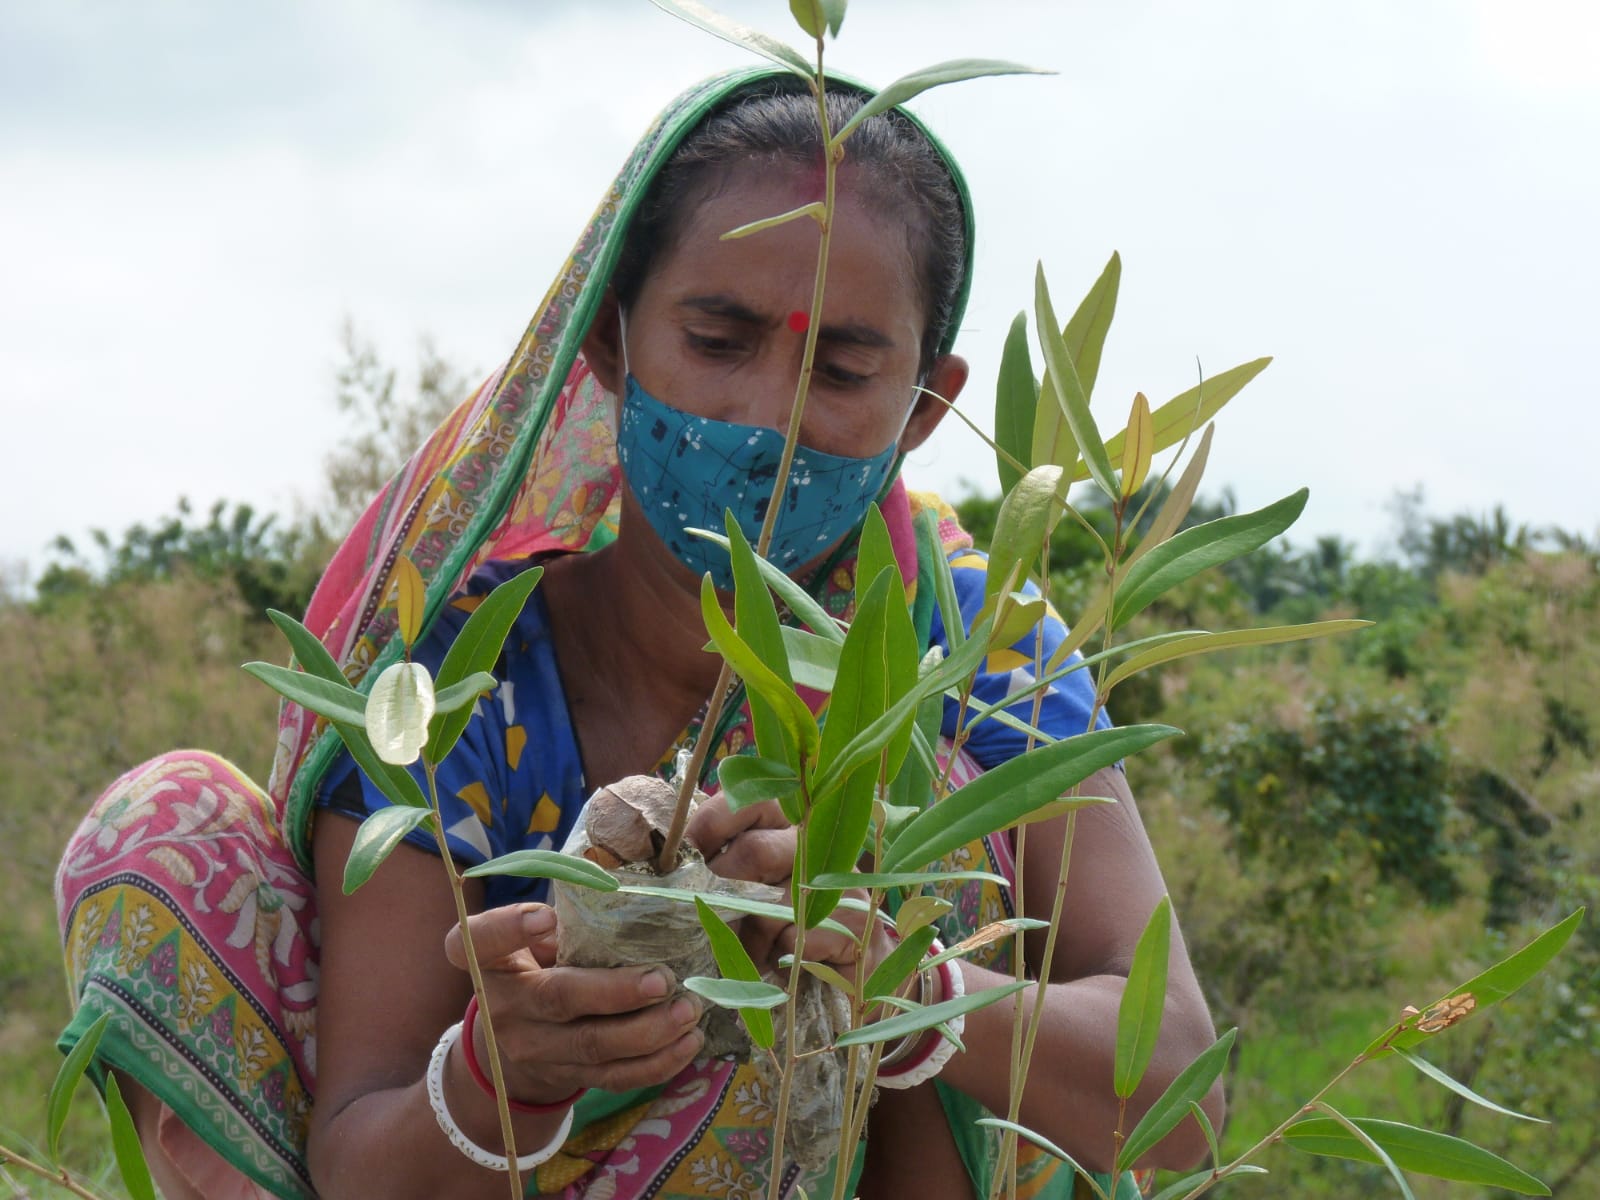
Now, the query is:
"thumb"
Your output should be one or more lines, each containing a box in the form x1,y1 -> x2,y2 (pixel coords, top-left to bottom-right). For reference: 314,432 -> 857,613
444,903 -> 559,972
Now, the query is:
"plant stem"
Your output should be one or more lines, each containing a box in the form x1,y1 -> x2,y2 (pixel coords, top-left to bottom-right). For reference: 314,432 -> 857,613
0,1146 -> 111,1200
767,838 -> 811,1200
426,764 -> 524,1199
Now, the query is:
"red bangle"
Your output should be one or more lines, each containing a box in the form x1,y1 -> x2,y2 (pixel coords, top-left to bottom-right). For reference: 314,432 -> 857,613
461,995 -> 585,1114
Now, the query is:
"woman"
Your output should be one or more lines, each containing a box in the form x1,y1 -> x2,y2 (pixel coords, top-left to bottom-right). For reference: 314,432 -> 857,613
57,67 -> 1221,1199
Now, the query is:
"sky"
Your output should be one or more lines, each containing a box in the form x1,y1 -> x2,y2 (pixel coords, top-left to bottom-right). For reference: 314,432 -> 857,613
3,0 -> 1598,579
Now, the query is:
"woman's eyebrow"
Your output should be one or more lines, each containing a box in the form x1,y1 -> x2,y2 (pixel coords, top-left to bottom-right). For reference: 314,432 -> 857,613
678,295 -> 894,349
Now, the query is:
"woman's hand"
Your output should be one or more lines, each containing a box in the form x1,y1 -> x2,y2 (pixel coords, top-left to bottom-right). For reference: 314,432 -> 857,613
688,792 -> 895,978
443,903 -> 706,1104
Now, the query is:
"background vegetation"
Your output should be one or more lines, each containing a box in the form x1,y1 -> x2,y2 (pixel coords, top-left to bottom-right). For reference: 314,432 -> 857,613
3,340 -> 1594,1197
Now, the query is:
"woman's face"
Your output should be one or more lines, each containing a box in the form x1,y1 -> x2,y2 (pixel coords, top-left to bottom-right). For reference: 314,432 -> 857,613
589,165 -> 966,459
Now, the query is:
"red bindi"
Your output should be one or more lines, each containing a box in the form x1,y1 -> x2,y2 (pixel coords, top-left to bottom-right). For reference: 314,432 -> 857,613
786,310 -> 810,334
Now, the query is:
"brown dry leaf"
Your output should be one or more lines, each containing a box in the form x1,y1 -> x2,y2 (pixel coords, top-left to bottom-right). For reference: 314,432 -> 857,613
584,775 -> 682,865
1416,993 -> 1477,1033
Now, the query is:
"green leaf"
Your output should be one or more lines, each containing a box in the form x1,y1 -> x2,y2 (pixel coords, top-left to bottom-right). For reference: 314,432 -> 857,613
728,515 -> 799,773
243,661 -> 367,726
987,466 -> 1065,604
880,725 -> 1177,874
836,979 -> 1030,1047
616,885 -> 853,936
799,959 -> 858,994
1305,1106 -> 1418,1200
1112,489 -> 1308,628
701,573 -> 820,760
865,926 -> 937,999
49,1011 -> 110,1163
1284,1115 -> 1549,1193
1146,1166 -> 1266,1200
808,869 -> 1008,890
649,0 -> 813,77
1062,251 -> 1122,402
343,805 -> 434,893
780,626 -> 840,691
1115,896 -> 1172,1099
1392,1047 -> 1546,1123
894,896 -> 953,937
683,976 -> 790,1010
431,670 -> 498,716
1116,1027 -> 1235,1171
973,1119 -> 1105,1200
464,848 -> 620,891
821,0 -> 845,36
887,688 -> 944,814
1036,264 -> 1117,500
788,0 -> 824,38
365,660 -> 436,766
427,564 -> 544,763
833,60 -> 1053,144
1189,1099 -> 1222,1171
1124,423 -> 1214,570
104,1073 -> 158,1200
723,201 -> 825,241
695,898 -> 775,1048
266,609 -> 348,686
1121,392 -> 1154,499
716,755 -> 802,812
688,529 -> 845,644
993,312 -> 1038,494
332,721 -> 429,810
1368,908 -> 1584,1056
1094,358 -> 1271,479
1101,620 -> 1370,693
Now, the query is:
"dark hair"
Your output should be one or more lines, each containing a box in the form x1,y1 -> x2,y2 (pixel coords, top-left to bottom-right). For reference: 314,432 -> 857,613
612,81 -> 967,374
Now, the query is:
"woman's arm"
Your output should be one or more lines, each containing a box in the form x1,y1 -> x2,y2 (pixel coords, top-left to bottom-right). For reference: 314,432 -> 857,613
306,814 -> 705,1200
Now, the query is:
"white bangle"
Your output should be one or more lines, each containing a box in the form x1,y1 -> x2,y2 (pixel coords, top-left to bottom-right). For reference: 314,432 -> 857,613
876,942 -> 966,1090
426,1020 -> 575,1172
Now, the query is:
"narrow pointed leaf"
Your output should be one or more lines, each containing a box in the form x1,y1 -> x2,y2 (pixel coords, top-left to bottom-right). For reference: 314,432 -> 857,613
1393,1048 -> 1547,1123
1285,1115 -> 1548,1194
994,311 -> 1038,494
888,688 -> 944,812
881,725 -> 1176,874
48,1011 -> 110,1164
1061,251 -> 1122,401
365,660 -> 436,766
1117,1028 -> 1235,1171
808,869 -> 1008,890
788,0 -> 824,38
688,528 -> 844,643
1037,264 -> 1117,500
1313,1106 -> 1419,1200
729,515 -> 798,772
822,0 -> 845,36
987,466 -> 1065,604
392,554 -> 426,650
799,959 -> 858,994
723,201 -> 826,242
1121,392 -> 1154,499
1090,357 -> 1272,480
716,755 -> 802,812
925,917 -> 1050,969
1146,1166 -> 1266,1200
1189,1099 -> 1222,1170
332,721 -> 428,810
343,805 -> 434,893
105,1073 -> 158,1200
1115,896 -> 1172,1099
617,885 -> 849,936
427,564 -> 544,761
894,896 -> 953,937
695,897 -> 775,1048
702,574 -> 820,760
1126,424 -> 1214,569
833,60 -> 1052,145
836,979 -> 1031,1047
974,1119 -> 1103,1197
464,849 -> 620,891
1112,489 -> 1308,628
243,661 -> 367,726
863,925 -> 936,1003
649,0 -> 813,77
1101,620 -> 1370,693
683,977 -> 790,1010
928,536 -> 966,651
1031,364 -> 1080,478
266,609 -> 348,686
779,627 -> 840,692
432,670 -> 498,716
1368,908 -> 1583,1055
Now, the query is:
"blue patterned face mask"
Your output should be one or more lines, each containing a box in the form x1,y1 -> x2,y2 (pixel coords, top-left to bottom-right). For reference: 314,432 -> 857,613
616,374 -> 900,590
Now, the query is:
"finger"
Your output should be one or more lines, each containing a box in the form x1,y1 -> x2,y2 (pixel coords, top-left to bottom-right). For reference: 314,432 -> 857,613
590,1025 -> 707,1093
522,963 -> 676,1024
689,794 -> 789,858
707,828 -> 796,884
777,923 -> 859,967
547,995 -> 706,1068
444,903 -> 553,972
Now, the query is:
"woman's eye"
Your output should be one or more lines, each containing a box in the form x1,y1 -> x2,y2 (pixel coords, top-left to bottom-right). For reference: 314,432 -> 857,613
817,362 -> 869,387
686,332 -> 744,356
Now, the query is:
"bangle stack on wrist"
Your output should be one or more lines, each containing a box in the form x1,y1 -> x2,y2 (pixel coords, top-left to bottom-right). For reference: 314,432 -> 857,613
424,996 -> 583,1173
876,938 -> 965,1090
